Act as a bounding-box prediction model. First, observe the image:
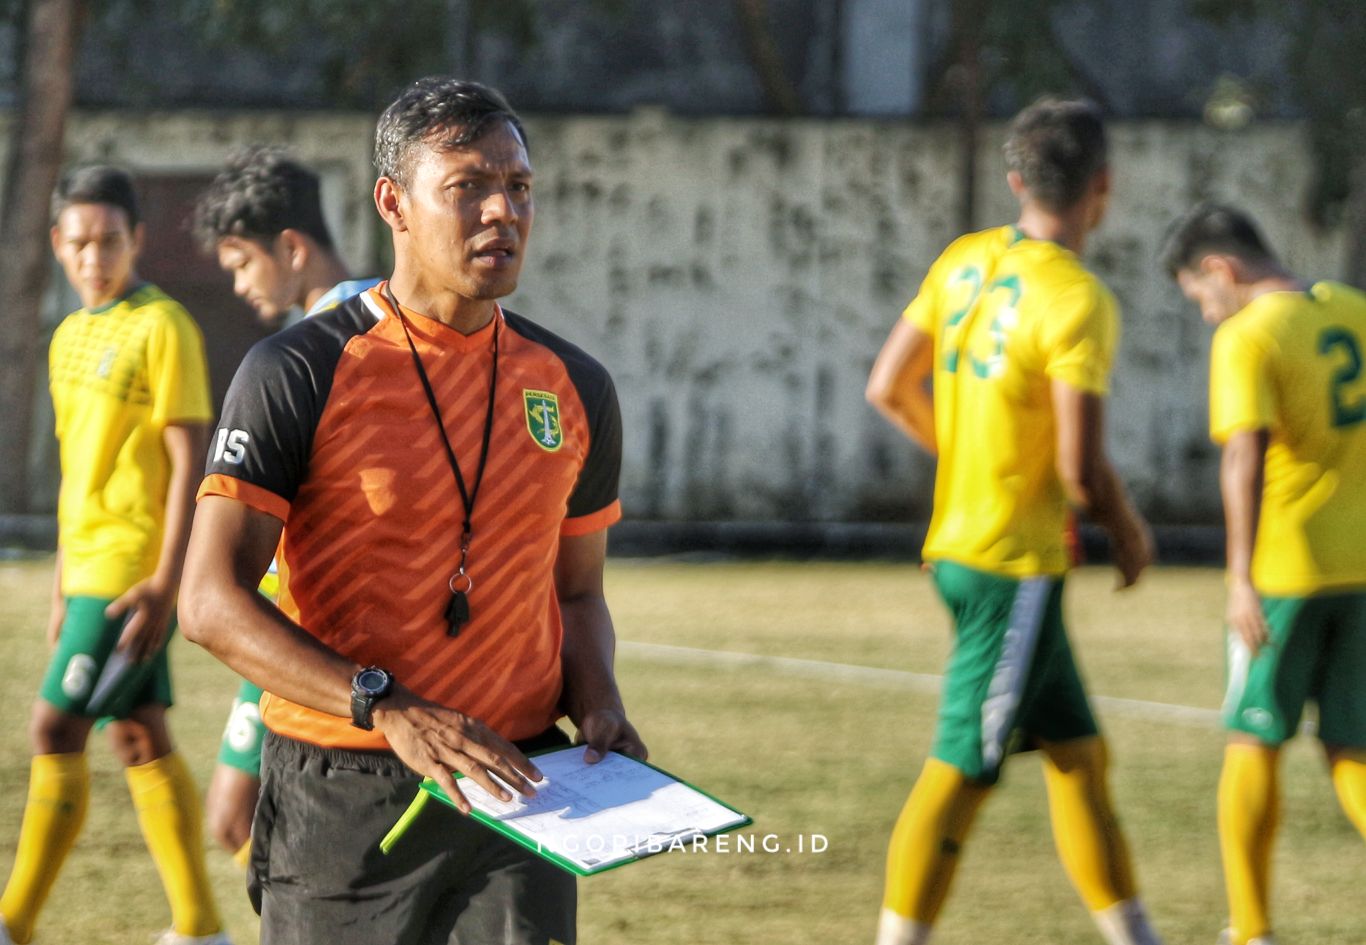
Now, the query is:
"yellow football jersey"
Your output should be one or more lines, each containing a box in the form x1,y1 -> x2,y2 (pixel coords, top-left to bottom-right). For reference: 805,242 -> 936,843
1209,281 -> 1366,595
49,284 -> 213,597
904,226 -> 1118,577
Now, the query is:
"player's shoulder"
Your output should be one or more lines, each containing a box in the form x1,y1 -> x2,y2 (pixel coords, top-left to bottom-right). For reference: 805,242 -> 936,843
1309,280 -> 1366,321
306,277 -> 384,317
231,291 -> 379,395
503,310 -> 610,376
1014,247 -> 1114,324
935,226 -> 1016,268
125,283 -> 195,325
1230,283 -> 1347,339
501,309 -> 616,406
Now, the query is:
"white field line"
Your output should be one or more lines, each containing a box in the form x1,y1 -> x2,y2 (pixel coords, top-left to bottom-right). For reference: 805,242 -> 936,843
620,640 -> 1224,728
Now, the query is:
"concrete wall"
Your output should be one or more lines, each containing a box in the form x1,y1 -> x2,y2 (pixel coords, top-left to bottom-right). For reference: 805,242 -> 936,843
9,110 -> 1346,524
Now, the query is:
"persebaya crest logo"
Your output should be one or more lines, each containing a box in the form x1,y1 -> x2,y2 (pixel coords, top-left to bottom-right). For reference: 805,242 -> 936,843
524,389 -> 563,451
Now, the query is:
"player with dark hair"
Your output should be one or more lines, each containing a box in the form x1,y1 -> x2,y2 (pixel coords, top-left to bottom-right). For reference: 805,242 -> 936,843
193,146 -> 377,331
0,166 -> 229,945
866,99 -> 1162,945
192,147 -> 379,865
179,77 -> 644,944
1165,203 -> 1366,945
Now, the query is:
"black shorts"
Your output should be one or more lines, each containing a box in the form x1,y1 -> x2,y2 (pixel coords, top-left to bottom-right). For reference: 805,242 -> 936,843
249,728 -> 576,945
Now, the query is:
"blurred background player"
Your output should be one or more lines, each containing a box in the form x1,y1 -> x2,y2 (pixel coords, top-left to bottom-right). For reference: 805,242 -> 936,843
1163,204 -> 1366,945
0,166 -> 229,945
191,146 -> 379,865
865,99 -> 1161,945
193,145 -> 378,332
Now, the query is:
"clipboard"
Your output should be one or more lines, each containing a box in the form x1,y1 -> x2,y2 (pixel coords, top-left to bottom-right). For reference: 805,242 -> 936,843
381,747 -> 751,876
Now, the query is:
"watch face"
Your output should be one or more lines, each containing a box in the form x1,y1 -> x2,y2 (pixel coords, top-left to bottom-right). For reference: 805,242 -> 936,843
357,668 -> 389,695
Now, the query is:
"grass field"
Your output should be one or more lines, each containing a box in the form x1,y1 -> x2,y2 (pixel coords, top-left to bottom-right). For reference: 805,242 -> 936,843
0,556 -> 1362,944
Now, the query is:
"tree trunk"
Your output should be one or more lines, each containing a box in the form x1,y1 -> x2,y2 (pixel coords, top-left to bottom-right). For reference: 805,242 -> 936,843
954,0 -> 985,234
733,0 -> 802,116
0,0 -> 85,514
1344,158 -> 1366,290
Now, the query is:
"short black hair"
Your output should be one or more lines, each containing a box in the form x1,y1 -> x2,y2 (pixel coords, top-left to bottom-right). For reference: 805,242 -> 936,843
1159,203 -> 1277,278
51,165 -> 140,229
192,146 -> 335,252
1003,98 -> 1108,211
374,76 -> 527,187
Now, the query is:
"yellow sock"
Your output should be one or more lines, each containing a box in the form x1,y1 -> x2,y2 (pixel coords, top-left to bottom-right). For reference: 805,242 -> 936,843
125,752 -> 222,937
0,753 -> 90,944
882,758 -> 989,925
1041,737 -> 1136,911
1218,742 -> 1279,945
232,838 -> 252,870
1330,751 -> 1366,839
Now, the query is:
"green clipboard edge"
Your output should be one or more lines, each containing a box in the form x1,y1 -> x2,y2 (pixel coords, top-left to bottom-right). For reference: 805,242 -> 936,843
379,747 -> 753,877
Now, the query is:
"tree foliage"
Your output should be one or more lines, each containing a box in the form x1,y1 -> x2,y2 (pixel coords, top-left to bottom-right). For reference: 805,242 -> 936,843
923,0 -> 1105,118
1191,0 -> 1366,230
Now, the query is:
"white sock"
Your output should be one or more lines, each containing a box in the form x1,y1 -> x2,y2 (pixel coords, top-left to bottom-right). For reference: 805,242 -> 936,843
874,907 -> 931,945
1092,899 -> 1163,945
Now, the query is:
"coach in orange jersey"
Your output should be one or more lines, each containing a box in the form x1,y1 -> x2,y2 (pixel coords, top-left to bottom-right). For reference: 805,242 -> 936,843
179,77 -> 646,945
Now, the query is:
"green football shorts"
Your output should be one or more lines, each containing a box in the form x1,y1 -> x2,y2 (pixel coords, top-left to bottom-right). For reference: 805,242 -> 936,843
929,561 -> 1098,784
217,680 -> 267,776
39,596 -> 174,719
1223,590 -> 1366,747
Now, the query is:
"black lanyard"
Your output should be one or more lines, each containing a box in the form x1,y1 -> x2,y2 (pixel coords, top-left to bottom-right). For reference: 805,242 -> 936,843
385,285 -> 499,636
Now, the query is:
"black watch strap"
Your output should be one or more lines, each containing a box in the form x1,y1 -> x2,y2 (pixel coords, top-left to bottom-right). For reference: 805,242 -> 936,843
350,666 -> 394,731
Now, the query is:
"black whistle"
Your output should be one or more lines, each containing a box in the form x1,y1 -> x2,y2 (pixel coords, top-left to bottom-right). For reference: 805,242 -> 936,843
445,590 -> 470,637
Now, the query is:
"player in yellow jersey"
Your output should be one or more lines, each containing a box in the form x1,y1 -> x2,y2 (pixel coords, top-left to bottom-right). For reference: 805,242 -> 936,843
1163,204 -> 1366,945
0,167 -> 229,945
866,99 -> 1161,945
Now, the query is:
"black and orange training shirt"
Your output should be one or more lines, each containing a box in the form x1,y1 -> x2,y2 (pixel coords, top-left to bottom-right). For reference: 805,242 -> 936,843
199,284 -> 623,750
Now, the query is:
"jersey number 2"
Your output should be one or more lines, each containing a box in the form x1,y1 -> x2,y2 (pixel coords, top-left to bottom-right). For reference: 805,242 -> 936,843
1318,327 -> 1366,428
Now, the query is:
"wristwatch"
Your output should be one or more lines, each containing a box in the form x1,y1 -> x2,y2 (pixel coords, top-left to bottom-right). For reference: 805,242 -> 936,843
350,666 -> 394,731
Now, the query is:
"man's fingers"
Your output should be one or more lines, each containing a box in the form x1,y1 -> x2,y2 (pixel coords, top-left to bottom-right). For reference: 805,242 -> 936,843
618,731 -> 648,761
104,595 -> 132,620
429,767 -> 470,815
460,743 -> 539,797
117,611 -> 145,653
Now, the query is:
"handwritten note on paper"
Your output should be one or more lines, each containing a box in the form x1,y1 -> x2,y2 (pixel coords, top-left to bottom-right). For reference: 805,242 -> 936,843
449,748 -> 749,873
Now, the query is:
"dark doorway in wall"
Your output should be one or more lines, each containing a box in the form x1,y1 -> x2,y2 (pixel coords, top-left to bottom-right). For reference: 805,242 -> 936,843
135,174 -> 268,415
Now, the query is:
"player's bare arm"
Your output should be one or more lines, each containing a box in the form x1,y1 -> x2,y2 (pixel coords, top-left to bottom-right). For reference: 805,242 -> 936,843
556,529 -> 647,764
181,495 -> 541,813
106,420 -> 209,662
866,318 -> 937,454
1052,379 -> 1154,588
1219,427 -> 1270,653
46,546 -> 65,647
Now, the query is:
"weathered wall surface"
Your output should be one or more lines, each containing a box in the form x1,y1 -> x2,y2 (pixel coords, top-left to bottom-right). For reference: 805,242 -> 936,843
508,115 -> 1344,524
8,111 -> 1345,524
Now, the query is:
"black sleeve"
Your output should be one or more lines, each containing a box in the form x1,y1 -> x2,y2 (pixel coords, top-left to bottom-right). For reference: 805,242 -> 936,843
567,371 -> 623,520
203,300 -> 372,507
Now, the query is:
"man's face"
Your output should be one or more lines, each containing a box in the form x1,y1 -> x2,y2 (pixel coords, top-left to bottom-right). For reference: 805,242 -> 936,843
1177,260 -> 1241,326
50,203 -> 141,310
216,234 -> 299,328
395,119 -> 534,302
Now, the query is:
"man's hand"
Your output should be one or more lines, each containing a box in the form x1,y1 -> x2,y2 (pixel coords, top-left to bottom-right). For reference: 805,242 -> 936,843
1226,579 -> 1269,655
575,706 -> 647,764
1110,511 -> 1155,589
373,686 -> 543,815
105,575 -> 177,663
